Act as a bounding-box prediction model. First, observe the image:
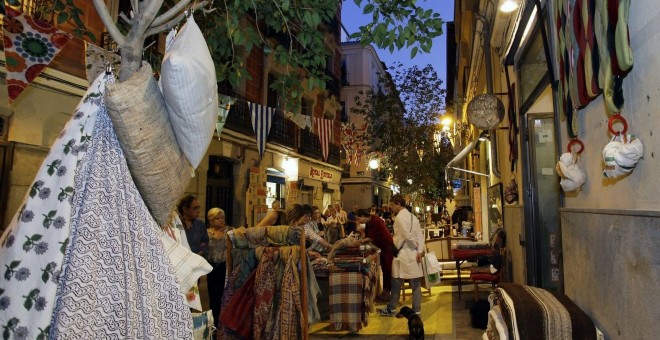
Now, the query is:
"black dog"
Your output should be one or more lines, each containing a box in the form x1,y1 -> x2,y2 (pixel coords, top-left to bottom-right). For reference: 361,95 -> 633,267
396,306 -> 424,340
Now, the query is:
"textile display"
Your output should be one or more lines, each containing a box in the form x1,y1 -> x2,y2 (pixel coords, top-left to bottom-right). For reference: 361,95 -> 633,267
49,87 -> 193,338
160,16 -> 218,169
315,117 -> 333,162
249,101 -> 275,159
493,283 -> 598,340
253,247 -> 278,340
105,63 -> 192,226
84,41 -> 121,85
548,0 -> 634,137
192,310 -> 214,340
0,73 -> 106,340
216,94 -> 236,138
2,7 -> 71,104
329,271 -> 364,332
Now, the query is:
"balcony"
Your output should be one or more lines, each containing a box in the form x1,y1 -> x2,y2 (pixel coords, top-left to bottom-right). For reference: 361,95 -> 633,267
299,129 -> 323,160
269,110 -> 298,149
224,97 -> 254,137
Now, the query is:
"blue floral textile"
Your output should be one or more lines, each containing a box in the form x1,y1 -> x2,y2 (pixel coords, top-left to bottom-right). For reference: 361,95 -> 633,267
0,73 -> 107,340
48,85 -> 192,338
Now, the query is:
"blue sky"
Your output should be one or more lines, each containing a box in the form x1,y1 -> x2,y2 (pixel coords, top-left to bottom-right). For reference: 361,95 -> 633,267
341,0 -> 455,88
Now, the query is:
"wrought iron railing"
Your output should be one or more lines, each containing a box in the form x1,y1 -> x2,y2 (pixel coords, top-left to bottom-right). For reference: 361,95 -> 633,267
269,110 -> 298,149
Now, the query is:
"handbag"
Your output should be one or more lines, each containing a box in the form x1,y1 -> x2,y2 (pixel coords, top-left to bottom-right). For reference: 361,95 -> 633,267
421,251 -> 442,290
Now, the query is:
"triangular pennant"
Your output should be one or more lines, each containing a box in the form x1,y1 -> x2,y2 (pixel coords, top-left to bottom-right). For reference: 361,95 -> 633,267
3,7 -> 72,104
248,101 -> 274,159
314,117 -> 333,162
284,111 -> 312,130
84,41 -> 121,85
216,94 -> 235,139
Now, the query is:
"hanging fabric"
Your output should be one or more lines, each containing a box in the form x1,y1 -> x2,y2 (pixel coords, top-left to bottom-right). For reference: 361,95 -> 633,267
284,111 -> 312,130
315,117 -> 333,162
84,42 -> 121,85
2,7 -> 72,104
602,114 -> 643,179
0,73 -> 108,340
249,102 -> 275,160
49,89 -> 193,338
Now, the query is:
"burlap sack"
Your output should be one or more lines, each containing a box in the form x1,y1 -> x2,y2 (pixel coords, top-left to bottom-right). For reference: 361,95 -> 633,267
105,63 -> 192,225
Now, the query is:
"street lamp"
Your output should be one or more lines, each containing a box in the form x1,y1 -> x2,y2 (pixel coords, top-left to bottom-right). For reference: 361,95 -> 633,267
368,158 -> 379,169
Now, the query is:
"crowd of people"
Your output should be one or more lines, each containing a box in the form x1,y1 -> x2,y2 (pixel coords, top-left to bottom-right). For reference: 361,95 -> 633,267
171,193 -> 426,329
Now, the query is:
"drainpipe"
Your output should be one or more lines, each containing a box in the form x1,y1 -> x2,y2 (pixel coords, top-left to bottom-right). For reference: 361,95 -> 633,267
474,13 -> 501,181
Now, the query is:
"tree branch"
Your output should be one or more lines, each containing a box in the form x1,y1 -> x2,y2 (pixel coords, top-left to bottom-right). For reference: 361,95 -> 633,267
145,1 -> 209,37
92,0 -> 127,47
119,12 -> 134,26
151,0 -> 193,27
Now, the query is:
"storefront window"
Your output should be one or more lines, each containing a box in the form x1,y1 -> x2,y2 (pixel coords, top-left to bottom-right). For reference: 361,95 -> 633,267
519,28 -> 548,106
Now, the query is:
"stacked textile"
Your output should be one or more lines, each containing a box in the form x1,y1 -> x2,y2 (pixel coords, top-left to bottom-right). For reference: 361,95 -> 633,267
486,283 -> 599,340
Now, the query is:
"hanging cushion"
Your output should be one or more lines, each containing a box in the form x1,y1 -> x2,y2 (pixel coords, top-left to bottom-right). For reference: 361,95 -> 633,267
105,62 -> 192,226
160,16 -> 218,168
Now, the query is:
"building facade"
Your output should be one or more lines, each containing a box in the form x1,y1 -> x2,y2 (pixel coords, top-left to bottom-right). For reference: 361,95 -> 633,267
450,0 -> 659,338
339,42 -> 392,209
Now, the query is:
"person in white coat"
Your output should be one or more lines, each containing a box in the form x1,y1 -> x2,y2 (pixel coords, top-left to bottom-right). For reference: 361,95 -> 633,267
379,194 -> 425,316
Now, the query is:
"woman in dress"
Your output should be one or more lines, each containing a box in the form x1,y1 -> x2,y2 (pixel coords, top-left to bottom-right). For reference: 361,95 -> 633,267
206,207 -> 232,329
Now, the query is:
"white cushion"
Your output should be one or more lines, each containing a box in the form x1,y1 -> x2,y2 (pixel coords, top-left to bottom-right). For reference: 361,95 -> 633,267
160,16 -> 218,168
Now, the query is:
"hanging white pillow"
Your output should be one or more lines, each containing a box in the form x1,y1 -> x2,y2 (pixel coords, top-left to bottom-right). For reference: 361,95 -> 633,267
160,16 -> 218,168
556,152 -> 586,192
602,134 -> 643,178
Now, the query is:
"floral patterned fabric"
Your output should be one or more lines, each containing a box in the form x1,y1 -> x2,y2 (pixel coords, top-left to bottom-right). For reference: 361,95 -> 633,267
0,73 -> 106,340
48,89 -> 193,338
2,7 -> 71,103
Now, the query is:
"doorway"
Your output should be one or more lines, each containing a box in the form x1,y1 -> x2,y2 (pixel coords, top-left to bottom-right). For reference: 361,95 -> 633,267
206,156 -> 234,226
521,113 -> 561,291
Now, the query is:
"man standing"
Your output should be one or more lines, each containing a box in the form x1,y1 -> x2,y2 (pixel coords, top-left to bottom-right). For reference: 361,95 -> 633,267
379,194 -> 424,316
335,203 -> 348,226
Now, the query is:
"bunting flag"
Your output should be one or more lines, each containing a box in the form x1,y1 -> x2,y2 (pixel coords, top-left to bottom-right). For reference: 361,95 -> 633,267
284,111 -> 312,130
216,94 -> 235,139
340,122 -> 367,166
315,117 -> 333,162
84,41 -> 121,85
249,101 -> 274,159
3,7 -> 71,104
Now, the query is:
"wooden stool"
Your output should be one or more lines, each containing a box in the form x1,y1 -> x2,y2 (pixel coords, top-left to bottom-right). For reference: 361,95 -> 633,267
400,279 -> 432,301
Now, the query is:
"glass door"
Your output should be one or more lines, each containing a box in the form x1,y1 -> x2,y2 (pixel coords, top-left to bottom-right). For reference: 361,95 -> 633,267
522,113 -> 561,290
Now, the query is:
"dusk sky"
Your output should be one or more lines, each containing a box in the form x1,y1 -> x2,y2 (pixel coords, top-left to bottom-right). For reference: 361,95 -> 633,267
340,0 -> 455,89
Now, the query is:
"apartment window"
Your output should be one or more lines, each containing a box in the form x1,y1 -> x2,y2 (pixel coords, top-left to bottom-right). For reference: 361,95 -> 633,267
267,73 -> 280,109
340,101 -> 348,122
301,97 -> 313,116
341,59 -> 348,85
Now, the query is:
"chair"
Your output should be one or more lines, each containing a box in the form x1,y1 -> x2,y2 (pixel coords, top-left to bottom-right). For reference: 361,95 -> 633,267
400,279 -> 432,301
470,248 -> 506,301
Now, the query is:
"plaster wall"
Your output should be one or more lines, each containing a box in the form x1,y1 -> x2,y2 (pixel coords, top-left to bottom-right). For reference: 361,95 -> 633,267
554,1 -> 660,338
561,209 -> 660,339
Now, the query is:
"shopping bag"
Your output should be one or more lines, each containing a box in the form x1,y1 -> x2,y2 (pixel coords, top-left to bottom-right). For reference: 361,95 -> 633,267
192,310 -> 214,340
422,251 -> 442,290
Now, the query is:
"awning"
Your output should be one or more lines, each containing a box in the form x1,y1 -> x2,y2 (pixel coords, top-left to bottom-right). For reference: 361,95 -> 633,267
446,131 -> 490,179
